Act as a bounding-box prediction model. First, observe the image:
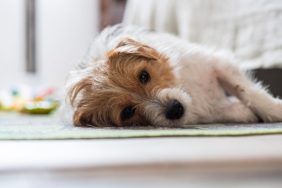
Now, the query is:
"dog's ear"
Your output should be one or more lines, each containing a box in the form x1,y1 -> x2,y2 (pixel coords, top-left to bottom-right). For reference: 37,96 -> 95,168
107,38 -> 160,61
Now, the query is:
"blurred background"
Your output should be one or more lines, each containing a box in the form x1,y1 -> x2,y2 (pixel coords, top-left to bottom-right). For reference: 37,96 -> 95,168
0,0 -> 99,90
0,0 -> 282,112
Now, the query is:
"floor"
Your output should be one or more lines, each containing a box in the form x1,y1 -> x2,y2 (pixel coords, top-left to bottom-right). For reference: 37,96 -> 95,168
1,135 -> 282,187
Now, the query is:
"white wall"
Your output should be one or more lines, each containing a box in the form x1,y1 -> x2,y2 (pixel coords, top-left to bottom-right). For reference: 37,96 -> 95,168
37,0 -> 99,88
0,0 -> 25,89
0,0 -> 99,89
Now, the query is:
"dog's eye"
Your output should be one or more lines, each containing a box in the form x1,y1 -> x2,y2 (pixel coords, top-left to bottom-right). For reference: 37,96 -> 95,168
138,70 -> 150,84
121,106 -> 135,121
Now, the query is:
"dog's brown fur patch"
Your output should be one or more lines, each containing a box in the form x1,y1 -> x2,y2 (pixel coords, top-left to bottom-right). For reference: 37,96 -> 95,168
68,38 -> 175,127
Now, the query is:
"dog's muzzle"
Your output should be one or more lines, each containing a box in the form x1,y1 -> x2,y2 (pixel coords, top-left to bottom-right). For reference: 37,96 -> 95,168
165,100 -> 184,120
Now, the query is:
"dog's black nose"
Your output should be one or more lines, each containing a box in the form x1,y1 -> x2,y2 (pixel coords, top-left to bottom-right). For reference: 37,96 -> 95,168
165,100 -> 184,120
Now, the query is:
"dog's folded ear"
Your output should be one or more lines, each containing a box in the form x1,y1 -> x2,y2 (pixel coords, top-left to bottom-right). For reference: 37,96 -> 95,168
107,38 -> 160,61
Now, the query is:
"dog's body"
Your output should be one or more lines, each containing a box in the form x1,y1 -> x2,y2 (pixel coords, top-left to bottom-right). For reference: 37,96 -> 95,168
66,25 -> 282,127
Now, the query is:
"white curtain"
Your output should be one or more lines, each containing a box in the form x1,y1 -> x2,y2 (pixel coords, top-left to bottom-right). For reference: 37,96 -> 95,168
123,0 -> 282,69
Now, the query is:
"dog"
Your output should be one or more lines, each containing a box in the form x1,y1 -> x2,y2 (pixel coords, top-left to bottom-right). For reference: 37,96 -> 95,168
65,24 -> 282,127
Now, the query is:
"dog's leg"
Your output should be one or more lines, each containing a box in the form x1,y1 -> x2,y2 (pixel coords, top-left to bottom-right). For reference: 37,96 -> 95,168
214,55 -> 282,122
213,98 -> 258,123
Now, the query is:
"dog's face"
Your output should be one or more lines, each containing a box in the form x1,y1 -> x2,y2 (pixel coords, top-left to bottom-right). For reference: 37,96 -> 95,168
68,38 -> 192,127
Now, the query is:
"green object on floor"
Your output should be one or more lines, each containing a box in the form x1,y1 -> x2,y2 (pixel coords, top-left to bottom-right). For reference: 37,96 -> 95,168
1,113 -> 282,140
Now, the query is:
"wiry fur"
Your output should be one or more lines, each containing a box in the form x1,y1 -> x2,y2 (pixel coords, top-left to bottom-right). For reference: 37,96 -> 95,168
65,25 -> 282,127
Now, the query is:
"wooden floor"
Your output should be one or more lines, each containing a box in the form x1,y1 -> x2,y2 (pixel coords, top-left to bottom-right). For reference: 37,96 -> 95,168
1,135 -> 282,187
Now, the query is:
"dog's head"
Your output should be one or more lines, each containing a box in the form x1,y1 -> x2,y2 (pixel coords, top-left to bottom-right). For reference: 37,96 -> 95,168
67,38 -> 192,127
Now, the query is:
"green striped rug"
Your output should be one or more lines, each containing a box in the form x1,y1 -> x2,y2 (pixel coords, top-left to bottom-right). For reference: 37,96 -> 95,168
1,113 -> 282,140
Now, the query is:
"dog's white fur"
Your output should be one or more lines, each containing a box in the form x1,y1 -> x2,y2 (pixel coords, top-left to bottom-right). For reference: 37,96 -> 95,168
66,25 -> 282,127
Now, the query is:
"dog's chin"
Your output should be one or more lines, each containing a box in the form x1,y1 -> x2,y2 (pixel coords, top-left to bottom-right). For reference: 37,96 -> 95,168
144,88 -> 192,127
150,117 -> 187,128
